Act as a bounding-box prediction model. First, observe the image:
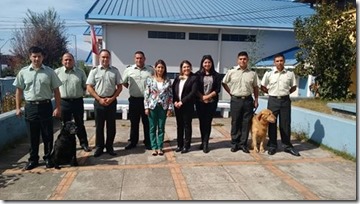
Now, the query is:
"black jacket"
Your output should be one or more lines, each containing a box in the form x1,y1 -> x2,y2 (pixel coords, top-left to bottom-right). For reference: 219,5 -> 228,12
195,70 -> 222,102
172,73 -> 198,105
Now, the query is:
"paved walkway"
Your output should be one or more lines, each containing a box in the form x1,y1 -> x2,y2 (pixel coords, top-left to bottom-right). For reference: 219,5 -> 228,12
0,117 -> 357,201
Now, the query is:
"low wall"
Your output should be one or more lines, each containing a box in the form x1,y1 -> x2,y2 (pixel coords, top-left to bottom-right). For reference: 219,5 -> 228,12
0,109 -> 27,151
257,98 -> 356,158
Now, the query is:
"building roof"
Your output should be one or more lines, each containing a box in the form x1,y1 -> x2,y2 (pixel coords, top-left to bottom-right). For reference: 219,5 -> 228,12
83,25 -> 103,36
85,0 -> 315,30
255,47 -> 300,67
85,51 -> 93,65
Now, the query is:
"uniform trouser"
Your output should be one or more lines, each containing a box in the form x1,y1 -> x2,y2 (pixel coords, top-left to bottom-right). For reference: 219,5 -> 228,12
24,102 -> 53,162
61,98 -> 88,146
195,101 -> 217,144
230,96 -> 254,147
174,103 -> 194,149
128,97 -> 150,147
148,104 -> 167,150
267,96 -> 292,149
94,99 -> 117,150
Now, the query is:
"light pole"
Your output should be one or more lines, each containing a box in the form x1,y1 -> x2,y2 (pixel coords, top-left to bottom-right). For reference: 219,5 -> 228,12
70,34 -> 78,63
0,38 -> 15,76
0,38 -> 14,55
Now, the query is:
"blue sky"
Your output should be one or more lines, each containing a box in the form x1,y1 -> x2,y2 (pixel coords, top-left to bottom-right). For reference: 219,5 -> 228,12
0,0 -> 96,60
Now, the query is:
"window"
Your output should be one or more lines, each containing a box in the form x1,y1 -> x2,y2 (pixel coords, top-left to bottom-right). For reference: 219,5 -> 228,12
189,33 -> 218,41
222,34 -> 256,42
148,31 -> 185,39
166,72 -> 178,80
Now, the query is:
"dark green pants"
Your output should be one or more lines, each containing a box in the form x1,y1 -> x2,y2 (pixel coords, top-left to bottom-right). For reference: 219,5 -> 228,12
148,105 -> 167,150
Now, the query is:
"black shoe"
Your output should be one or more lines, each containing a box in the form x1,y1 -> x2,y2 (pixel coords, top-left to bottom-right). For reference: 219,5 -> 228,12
125,143 -> 136,150
107,149 -> 117,156
45,159 -> 54,168
239,146 -> 250,154
181,148 -> 189,154
284,147 -> 301,157
199,143 -> 203,150
202,142 -> 209,153
268,148 -> 277,155
175,147 -> 182,152
24,161 -> 38,170
106,147 -> 117,156
145,145 -> 152,150
230,146 -> 238,152
94,148 -> 103,157
81,144 -> 92,152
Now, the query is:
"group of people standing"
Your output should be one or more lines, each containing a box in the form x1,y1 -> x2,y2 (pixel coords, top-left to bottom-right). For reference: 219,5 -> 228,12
13,46 -> 299,171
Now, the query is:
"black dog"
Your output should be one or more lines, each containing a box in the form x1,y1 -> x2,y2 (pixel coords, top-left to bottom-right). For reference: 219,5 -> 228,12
51,121 -> 78,169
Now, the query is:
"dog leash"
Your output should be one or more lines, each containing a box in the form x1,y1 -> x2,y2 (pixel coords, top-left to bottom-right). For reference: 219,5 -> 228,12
253,107 -> 258,114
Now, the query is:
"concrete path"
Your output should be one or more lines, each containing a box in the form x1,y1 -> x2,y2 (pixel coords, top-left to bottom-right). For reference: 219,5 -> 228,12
0,117 -> 356,201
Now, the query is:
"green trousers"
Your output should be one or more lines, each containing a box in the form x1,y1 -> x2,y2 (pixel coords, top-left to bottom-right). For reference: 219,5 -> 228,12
148,105 -> 167,150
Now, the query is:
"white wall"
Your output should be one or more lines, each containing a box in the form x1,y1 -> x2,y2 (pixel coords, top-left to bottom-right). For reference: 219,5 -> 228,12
102,24 -> 298,100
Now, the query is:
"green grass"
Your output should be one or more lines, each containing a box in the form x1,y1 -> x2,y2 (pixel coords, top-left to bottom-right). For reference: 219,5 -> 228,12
292,98 -> 356,115
292,98 -> 332,114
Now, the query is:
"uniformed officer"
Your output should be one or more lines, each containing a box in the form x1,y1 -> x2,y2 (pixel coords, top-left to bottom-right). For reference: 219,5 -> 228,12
260,53 -> 300,156
13,46 -> 62,170
122,51 -> 154,150
86,49 -> 123,157
55,53 -> 91,152
222,51 -> 259,153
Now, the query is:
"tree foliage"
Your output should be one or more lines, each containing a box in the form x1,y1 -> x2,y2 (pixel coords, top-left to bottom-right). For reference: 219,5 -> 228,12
10,8 -> 68,70
294,3 -> 356,100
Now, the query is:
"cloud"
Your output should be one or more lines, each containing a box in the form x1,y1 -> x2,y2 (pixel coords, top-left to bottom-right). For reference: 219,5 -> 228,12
0,0 -> 95,57
0,0 -> 91,18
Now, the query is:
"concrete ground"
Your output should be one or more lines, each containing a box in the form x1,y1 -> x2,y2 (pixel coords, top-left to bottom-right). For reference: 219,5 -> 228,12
0,116 -> 357,201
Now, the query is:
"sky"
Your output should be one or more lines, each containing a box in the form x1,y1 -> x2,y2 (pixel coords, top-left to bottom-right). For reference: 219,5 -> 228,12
0,0 -> 96,60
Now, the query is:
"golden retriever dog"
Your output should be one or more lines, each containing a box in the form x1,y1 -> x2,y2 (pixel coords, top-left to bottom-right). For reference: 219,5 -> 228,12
251,109 -> 276,153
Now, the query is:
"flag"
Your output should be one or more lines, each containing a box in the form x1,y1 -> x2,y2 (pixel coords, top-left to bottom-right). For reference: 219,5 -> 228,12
90,25 -> 99,55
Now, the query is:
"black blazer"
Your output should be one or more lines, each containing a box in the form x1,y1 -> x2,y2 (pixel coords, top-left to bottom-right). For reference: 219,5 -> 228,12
195,70 -> 222,102
172,73 -> 198,105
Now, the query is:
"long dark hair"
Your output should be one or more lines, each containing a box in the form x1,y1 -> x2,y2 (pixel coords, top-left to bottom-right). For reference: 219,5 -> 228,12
199,55 -> 215,75
154,59 -> 167,80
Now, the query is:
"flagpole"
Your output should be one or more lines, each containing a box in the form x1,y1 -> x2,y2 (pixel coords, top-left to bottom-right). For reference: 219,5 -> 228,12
90,24 -> 99,67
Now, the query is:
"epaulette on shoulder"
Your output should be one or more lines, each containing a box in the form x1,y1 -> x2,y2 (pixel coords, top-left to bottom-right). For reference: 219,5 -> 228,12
92,66 -> 97,70
126,64 -> 132,68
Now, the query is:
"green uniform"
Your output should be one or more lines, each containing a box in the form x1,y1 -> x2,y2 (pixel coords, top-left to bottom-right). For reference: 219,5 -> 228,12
54,66 -> 87,98
122,64 -> 154,97
222,66 -> 258,97
13,65 -> 62,101
86,65 -> 123,97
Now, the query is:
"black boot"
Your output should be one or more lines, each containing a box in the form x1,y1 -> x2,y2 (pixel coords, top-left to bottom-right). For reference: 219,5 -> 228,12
203,142 -> 209,153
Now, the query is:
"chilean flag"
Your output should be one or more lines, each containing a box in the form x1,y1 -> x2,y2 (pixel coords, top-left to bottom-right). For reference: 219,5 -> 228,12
90,25 -> 99,55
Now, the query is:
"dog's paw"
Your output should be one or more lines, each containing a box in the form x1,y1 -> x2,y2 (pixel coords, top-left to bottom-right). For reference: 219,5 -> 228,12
253,148 -> 259,153
260,149 -> 265,153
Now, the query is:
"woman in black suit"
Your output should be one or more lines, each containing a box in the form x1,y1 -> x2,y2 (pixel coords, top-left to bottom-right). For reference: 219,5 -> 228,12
195,55 -> 222,153
172,60 -> 198,154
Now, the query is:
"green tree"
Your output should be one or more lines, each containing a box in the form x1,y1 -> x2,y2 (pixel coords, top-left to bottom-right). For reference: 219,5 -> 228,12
77,60 -> 91,77
294,3 -> 356,100
10,8 -> 68,71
